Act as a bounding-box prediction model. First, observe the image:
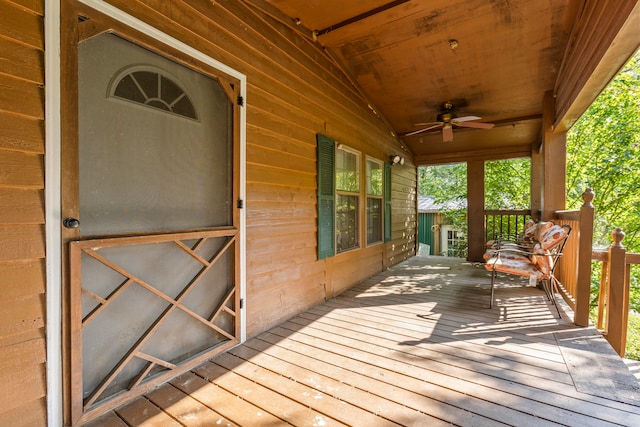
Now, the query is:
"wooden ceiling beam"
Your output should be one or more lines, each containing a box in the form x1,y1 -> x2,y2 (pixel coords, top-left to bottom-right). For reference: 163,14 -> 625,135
315,0 -> 409,36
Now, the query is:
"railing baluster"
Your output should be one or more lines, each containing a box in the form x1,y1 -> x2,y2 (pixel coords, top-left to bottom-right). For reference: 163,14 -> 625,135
597,261 -> 608,330
605,228 -> 627,357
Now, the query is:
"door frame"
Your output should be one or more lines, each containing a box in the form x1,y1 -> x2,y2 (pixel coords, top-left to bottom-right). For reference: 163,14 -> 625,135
45,1 -> 247,425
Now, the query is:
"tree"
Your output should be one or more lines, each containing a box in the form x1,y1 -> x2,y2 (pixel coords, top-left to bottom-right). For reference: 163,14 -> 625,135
485,158 -> 531,209
567,51 -> 640,252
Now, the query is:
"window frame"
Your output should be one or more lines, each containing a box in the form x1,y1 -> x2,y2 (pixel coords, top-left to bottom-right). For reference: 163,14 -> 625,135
365,156 -> 384,246
335,145 -> 361,254
316,134 -> 392,260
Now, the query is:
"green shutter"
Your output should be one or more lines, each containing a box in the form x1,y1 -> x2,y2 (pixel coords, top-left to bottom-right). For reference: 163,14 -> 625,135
317,134 -> 335,259
384,163 -> 392,242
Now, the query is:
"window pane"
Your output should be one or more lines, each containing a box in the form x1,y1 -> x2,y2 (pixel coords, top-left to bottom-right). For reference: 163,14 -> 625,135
336,149 -> 359,192
367,160 -> 383,195
336,194 -> 359,252
367,197 -> 382,244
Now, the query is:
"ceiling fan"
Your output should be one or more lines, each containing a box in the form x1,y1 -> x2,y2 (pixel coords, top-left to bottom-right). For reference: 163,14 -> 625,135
404,101 -> 495,142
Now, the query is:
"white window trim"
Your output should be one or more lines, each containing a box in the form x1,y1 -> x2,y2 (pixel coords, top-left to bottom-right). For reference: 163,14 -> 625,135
365,156 -> 384,246
335,144 -> 361,254
45,2 -> 247,425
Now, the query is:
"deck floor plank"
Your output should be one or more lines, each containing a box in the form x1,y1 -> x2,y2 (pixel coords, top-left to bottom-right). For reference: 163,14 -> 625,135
252,332 -> 507,427
292,308 -> 576,386
144,383 -> 237,427
85,256 -> 640,426
169,372 -> 287,425
231,338 -> 449,426
268,323 -> 620,427
192,361 -> 347,426
114,397 -> 183,427
213,351 -> 401,426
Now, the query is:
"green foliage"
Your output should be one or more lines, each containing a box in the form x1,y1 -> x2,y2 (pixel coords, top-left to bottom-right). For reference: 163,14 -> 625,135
418,162 -> 467,203
485,159 -> 531,209
567,51 -> 640,252
627,311 -> 640,361
569,51 -> 640,359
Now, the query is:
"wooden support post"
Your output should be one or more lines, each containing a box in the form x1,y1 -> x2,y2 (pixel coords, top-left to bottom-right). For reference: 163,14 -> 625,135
530,144 -> 543,221
467,160 -> 485,262
541,91 -> 567,220
574,188 -> 595,326
605,228 -> 628,357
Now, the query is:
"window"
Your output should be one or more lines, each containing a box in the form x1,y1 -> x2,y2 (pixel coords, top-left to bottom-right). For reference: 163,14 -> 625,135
336,146 -> 360,253
366,158 -> 383,245
110,66 -> 198,120
316,134 -> 391,259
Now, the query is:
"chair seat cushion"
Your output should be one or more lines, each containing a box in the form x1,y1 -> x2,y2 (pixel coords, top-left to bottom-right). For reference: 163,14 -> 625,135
538,224 -> 569,250
485,254 -> 544,278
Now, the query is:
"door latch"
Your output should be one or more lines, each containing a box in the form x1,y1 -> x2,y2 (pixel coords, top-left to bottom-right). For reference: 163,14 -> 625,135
63,217 -> 80,229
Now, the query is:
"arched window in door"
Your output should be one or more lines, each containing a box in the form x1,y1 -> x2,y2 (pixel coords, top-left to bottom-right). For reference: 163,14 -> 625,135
110,66 -> 198,120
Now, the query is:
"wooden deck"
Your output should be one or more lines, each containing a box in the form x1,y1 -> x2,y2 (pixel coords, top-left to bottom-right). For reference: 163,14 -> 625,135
87,256 -> 640,426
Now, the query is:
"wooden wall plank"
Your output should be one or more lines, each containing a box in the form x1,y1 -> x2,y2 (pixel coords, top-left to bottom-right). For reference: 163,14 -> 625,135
0,397 -> 47,427
0,293 -> 45,337
247,218 -> 316,238
0,0 -> 44,49
0,225 -> 45,261
0,259 -> 45,301
6,0 -> 44,15
0,74 -> 44,119
0,338 -> 46,379
0,36 -> 43,85
0,188 -> 44,223
247,143 -> 315,174
0,355 -> 46,414
246,163 -> 315,188
0,0 -> 46,424
0,151 -> 43,188
0,112 -> 44,154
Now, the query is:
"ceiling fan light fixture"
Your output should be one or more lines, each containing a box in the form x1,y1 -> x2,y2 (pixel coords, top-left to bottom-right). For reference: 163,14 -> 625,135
448,39 -> 459,50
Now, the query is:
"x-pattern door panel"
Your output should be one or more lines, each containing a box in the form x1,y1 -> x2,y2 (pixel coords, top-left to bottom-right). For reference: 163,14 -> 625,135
70,229 -> 239,415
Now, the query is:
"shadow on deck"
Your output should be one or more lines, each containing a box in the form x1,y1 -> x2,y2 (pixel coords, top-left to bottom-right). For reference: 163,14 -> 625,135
88,256 -> 640,426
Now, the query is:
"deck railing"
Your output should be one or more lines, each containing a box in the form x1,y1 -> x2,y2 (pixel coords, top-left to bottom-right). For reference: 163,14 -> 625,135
553,189 -> 595,327
592,229 -> 640,357
484,209 -> 532,242
483,189 -> 637,357
483,189 -> 595,327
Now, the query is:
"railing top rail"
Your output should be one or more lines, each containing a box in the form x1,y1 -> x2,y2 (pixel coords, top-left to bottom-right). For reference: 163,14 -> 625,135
591,250 -> 640,265
484,209 -> 531,215
554,209 -> 580,221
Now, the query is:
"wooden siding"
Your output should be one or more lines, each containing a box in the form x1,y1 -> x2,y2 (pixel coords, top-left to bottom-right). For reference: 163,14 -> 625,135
93,0 -> 412,337
0,0 -> 46,425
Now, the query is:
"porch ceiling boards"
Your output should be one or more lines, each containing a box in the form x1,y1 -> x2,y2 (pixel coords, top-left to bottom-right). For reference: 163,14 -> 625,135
88,256 -> 640,426
254,0 -> 639,162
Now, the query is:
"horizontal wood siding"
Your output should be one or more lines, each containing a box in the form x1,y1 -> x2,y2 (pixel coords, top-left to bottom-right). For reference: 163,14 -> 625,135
96,0 -> 413,337
0,0 -> 46,425
387,165 -> 417,265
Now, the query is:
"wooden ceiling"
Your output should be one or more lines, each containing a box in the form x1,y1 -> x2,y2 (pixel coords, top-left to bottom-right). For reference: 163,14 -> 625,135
259,0 -> 637,163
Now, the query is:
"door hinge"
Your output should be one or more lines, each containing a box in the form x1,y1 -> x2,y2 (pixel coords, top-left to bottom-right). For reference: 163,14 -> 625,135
237,95 -> 244,106
237,199 -> 244,209
240,298 -> 245,309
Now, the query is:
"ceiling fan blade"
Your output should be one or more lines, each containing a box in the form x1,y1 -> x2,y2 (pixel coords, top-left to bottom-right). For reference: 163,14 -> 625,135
413,121 -> 441,126
403,123 -> 442,136
457,121 -> 495,129
453,115 -> 482,122
442,125 -> 454,142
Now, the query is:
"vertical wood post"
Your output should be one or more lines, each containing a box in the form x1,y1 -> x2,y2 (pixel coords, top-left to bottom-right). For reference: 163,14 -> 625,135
606,228 -> 628,357
466,160 -> 485,262
574,188 -> 595,326
530,144 -> 543,221
541,91 -> 567,220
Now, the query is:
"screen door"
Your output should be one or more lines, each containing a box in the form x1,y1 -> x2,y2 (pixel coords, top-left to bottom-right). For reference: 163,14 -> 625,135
66,31 -> 241,421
